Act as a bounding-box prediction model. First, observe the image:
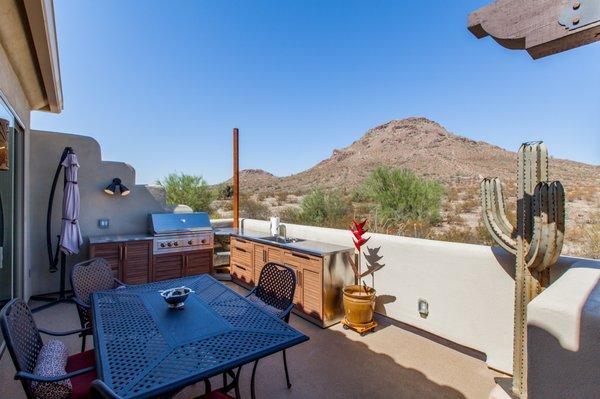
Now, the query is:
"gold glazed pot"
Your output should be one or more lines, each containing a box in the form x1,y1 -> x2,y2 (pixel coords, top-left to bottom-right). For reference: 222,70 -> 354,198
342,285 -> 376,326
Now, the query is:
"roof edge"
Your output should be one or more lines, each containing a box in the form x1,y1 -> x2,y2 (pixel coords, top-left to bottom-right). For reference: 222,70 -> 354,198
23,0 -> 62,113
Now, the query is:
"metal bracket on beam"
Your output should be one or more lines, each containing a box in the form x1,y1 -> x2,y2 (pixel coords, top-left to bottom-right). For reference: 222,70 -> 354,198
559,0 -> 600,30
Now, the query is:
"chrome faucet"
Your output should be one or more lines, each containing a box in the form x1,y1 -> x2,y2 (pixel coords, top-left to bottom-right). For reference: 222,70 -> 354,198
278,224 -> 287,242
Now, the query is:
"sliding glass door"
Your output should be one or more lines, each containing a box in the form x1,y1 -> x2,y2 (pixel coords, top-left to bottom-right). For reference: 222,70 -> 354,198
0,100 -> 16,312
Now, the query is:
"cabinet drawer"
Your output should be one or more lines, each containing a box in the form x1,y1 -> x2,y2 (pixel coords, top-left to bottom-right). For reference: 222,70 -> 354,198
283,250 -> 321,272
267,246 -> 283,263
231,243 -> 253,266
232,262 -> 253,284
231,237 -> 253,252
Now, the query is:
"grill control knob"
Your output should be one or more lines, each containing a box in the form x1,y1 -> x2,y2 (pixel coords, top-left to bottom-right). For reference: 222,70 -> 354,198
188,240 -> 193,245
167,242 -> 172,247
201,239 -> 207,244
174,242 -> 179,247
160,243 -> 165,248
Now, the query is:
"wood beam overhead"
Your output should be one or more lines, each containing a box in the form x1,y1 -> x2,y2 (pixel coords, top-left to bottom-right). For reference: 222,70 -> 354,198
468,0 -> 600,59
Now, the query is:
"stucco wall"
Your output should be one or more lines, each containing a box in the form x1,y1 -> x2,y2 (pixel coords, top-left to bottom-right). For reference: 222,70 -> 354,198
527,259 -> 600,398
28,130 -> 166,296
239,218 -> 588,374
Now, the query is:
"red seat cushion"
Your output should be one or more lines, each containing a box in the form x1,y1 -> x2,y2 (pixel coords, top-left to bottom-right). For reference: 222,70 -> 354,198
66,350 -> 97,399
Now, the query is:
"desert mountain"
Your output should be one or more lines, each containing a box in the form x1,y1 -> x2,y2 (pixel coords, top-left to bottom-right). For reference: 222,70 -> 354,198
232,117 -> 598,194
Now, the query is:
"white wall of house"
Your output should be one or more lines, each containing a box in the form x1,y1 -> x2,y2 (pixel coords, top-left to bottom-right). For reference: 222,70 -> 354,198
239,218 -> 593,375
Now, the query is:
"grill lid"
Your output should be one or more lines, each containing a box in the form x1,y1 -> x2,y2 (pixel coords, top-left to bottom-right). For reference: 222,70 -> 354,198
149,212 -> 212,235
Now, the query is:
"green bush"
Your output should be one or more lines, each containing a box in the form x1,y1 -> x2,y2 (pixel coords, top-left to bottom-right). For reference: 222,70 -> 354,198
281,189 -> 353,229
240,195 -> 270,220
361,167 -> 444,227
157,173 -> 214,212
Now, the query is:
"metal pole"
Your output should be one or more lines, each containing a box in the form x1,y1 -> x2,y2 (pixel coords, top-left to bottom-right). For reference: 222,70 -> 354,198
232,128 -> 239,230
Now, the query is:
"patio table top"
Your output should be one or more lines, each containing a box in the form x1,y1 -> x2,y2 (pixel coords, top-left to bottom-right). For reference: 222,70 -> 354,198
92,274 -> 309,398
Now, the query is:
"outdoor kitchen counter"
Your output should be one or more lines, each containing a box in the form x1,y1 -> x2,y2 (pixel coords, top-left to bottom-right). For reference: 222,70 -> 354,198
218,228 -> 353,256
88,234 -> 153,244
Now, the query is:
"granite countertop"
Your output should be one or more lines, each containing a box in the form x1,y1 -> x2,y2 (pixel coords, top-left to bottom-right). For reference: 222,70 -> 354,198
217,228 -> 353,257
88,234 -> 153,244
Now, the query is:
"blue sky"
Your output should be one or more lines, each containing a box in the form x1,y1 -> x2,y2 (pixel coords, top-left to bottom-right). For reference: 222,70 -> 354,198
32,0 -> 600,184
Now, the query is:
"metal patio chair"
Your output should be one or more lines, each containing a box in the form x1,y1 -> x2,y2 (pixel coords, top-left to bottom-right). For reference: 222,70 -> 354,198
70,258 -> 125,352
0,298 -> 96,399
244,262 -> 297,399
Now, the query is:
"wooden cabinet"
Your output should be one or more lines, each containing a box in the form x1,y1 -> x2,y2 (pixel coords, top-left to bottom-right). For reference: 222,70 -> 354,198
90,238 -> 213,284
154,250 -> 214,281
89,240 -> 152,284
89,242 -> 121,279
153,253 -> 184,281
184,250 -> 213,276
230,237 -> 254,284
230,236 -> 336,326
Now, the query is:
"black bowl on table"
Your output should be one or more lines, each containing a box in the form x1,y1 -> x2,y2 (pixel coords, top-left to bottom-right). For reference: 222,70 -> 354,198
159,286 -> 195,309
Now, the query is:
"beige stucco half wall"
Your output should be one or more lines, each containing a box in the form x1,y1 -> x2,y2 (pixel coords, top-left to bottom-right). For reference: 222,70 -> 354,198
27,130 -> 166,297
238,218 -> 593,375
527,260 -> 600,398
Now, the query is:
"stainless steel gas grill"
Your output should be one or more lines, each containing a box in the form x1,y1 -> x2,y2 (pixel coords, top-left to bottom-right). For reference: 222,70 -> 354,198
149,212 -> 214,280
149,212 -> 214,255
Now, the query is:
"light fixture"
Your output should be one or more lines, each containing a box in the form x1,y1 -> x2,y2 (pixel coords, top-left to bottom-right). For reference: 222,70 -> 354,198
104,178 -> 130,196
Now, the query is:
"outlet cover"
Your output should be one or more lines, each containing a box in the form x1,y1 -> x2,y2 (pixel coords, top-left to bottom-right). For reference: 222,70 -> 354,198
98,219 -> 109,229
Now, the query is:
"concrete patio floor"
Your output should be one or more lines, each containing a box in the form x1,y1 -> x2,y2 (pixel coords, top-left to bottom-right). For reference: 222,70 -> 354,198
1,283 -> 504,399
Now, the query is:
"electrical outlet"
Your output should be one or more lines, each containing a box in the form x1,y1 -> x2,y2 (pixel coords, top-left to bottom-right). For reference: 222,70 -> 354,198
98,219 -> 110,229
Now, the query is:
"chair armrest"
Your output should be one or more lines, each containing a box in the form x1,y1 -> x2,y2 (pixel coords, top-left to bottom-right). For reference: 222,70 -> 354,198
38,326 -> 92,337
72,296 -> 91,310
15,366 -> 95,383
113,278 -> 126,288
245,287 -> 257,298
91,380 -> 121,399
279,303 -> 294,322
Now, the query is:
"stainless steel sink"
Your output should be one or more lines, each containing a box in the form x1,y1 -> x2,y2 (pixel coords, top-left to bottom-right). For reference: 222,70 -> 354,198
259,236 -> 305,244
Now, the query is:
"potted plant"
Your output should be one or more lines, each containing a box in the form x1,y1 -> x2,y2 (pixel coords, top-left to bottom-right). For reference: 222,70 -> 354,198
342,219 -> 384,336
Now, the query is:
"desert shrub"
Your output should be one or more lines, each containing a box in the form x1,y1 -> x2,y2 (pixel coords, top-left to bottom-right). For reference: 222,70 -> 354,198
585,224 -> 600,259
214,184 -> 233,200
157,173 -> 213,212
239,195 -> 270,220
361,167 -> 444,228
455,196 -> 479,214
275,191 -> 289,204
280,188 -> 352,229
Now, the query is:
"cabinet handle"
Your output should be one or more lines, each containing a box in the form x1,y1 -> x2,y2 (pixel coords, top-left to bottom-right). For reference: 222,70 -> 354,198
298,270 -> 302,287
118,245 -> 123,261
123,245 -> 127,260
263,249 -> 266,262
236,264 -> 247,271
235,246 -> 247,253
235,238 -> 248,244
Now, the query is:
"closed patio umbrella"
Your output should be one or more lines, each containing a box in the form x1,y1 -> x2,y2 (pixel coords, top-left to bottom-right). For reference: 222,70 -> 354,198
59,151 -> 82,255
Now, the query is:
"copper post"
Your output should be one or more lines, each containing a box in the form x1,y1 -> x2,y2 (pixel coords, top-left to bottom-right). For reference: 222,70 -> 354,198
232,128 -> 240,230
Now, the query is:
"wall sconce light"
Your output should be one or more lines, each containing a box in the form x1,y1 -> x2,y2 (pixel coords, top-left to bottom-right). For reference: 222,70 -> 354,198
104,178 -> 130,196
418,298 -> 429,318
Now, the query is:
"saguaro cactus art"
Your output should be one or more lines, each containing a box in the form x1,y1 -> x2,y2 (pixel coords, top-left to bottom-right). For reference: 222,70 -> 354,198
480,141 -> 565,398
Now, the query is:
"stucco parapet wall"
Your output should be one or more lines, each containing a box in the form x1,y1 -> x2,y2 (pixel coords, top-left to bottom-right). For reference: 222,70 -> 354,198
528,259 -> 600,352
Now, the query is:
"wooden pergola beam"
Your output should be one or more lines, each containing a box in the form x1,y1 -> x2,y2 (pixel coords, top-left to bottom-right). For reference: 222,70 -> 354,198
468,0 -> 600,59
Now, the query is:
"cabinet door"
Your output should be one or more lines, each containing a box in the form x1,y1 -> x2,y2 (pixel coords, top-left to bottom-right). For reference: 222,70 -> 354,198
185,250 -> 212,276
122,241 -> 152,285
302,268 -> 322,319
267,246 -> 283,263
253,244 -> 267,283
89,243 -> 121,279
153,253 -> 184,281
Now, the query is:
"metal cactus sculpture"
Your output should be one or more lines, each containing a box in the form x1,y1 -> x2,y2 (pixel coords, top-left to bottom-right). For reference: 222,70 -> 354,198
480,141 -> 565,398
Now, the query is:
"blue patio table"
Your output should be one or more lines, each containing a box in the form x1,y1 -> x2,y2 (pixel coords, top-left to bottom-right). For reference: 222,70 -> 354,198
91,274 -> 309,398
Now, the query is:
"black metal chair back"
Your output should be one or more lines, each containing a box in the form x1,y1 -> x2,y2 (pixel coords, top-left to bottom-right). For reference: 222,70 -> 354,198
253,262 -> 296,320
0,298 -> 44,398
70,257 -> 115,307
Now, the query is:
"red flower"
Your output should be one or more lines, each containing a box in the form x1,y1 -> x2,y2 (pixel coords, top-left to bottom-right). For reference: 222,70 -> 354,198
350,219 -> 369,251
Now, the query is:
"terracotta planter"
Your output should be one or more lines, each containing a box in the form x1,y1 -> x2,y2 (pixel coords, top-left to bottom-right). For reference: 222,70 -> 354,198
342,285 -> 376,327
